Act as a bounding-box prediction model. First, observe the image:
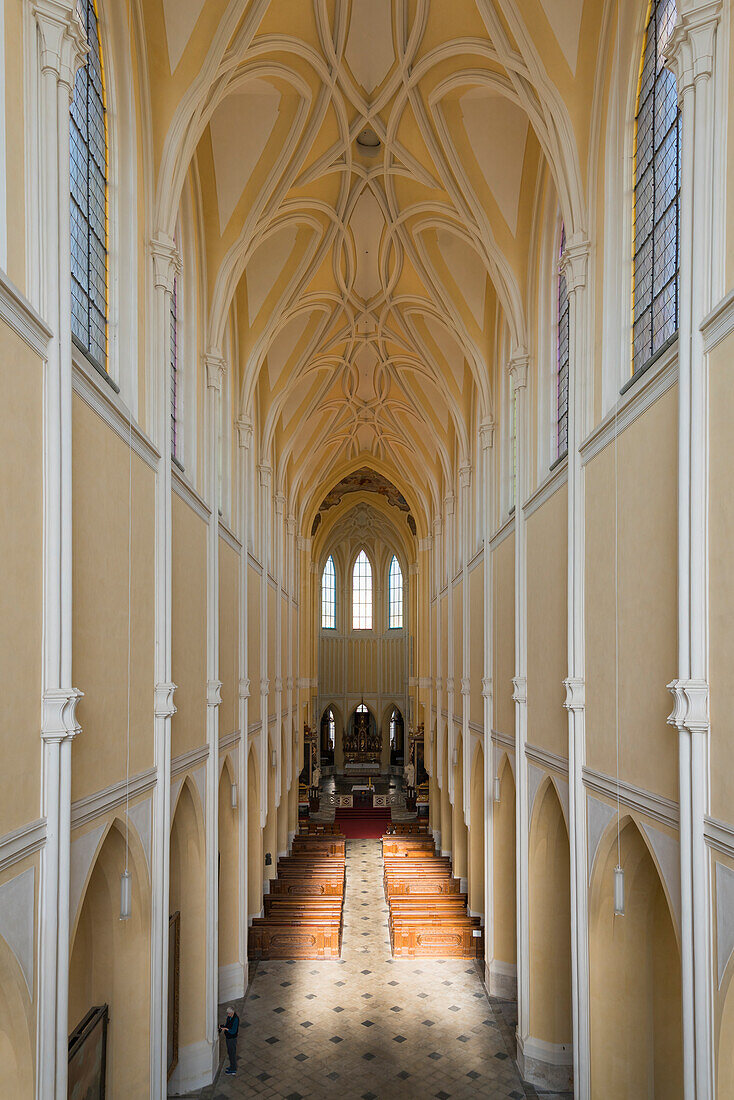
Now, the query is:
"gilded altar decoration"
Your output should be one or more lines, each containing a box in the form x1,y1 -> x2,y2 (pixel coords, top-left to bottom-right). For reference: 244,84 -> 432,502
344,706 -> 381,765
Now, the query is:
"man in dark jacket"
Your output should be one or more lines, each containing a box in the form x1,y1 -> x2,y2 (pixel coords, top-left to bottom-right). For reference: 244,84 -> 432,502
220,1006 -> 240,1075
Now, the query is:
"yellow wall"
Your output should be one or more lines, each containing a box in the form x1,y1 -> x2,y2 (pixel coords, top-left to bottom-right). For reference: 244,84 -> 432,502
247,564 -> 261,724
218,541 -> 238,737
0,324 -> 42,835
585,389 -> 678,800
171,496 -> 207,757
709,331 -> 734,819
469,563 -> 484,721
527,485 -> 568,757
493,533 -> 515,737
71,397 -> 155,801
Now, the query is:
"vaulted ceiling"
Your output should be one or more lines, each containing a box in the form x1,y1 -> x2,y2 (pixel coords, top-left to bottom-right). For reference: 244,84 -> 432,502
143,0 -> 600,532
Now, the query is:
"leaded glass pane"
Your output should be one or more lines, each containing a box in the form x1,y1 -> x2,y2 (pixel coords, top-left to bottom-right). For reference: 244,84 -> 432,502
70,0 -> 108,368
388,555 -> 403,629
322,556 -> 336,629
352,551 -> 372,630
632,0 -> 680,373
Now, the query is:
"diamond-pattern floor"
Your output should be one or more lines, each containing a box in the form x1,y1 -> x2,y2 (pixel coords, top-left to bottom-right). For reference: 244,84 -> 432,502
177,839 -> 569,1099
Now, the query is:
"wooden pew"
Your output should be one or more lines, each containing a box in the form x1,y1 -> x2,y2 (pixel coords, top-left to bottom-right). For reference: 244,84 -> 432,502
248,916 -> 342,959
292,836 -> 346,858
382,837 -> 436,856
390,914 -> 482,958
268,877 -> 344,897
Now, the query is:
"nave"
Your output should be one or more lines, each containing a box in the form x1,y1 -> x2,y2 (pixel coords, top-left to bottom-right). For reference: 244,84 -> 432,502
177,840 -> 568,1100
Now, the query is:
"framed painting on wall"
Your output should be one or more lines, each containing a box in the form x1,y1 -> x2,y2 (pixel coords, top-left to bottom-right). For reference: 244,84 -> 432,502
167,910 -> 181,1080
68,1003 -> 108,1099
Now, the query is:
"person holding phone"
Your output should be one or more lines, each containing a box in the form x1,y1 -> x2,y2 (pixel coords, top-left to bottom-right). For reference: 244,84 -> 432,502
219,1006 -> 240,1075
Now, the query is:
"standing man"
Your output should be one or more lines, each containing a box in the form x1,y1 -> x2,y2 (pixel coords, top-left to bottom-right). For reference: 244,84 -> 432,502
219,1006 -> 240,1075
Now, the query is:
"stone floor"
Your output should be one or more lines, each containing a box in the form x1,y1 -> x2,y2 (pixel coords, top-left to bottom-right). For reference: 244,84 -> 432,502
177,839 -> 571,1100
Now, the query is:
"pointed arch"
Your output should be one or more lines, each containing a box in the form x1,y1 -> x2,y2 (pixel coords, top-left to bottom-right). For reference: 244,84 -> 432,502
321,554 -> 336,629
388,554 -> 404,628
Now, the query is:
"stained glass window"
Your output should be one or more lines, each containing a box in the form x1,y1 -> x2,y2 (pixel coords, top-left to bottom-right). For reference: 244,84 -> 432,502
352,550 -> 372,630
557,223 -> 569,458
388,555 -> 403,629
389,709 -> 398,748
170,277 -> 179,459
632,0 -> 680,375
321,555 -> 336,629
327,709 -> 335,749
70,0 -> 108,368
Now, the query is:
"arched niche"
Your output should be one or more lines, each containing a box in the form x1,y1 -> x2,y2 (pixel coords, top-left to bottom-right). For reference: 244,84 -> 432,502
218,757 -> 239,974
528,780 -> 572,1051
247,744 -> 262,918
469,741 -> 485,916
492,753 -> 516,993
589,817 -> 683,1098
277,723 -> 289,856
452,731 -> 468,880
68,818 -> 151,1097
0,932 -> 33,1100
169,780 -> 207,1057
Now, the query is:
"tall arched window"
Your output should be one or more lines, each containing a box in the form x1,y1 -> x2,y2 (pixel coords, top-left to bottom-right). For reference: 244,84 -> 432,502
632,0 -> 680,375
388,555 -> 403,628
557,223 -> 569,459
321,555 -> 336,629
389,709 -> 398,748
352,550 -> 372,630
170,275 -> 179,460
327,709 -> 335,749
70,0 -> 108,369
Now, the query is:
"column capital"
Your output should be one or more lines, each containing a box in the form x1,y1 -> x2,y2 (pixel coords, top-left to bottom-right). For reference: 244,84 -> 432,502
458,464 -> 472,490
432,516 -> 442,535
665,2 -> 721,91
508,350 -> 529,390
260,678 -> 270,696
418,677 -> 432,690
297,536 -> 312,553
479,419 -> 495,450
563,677 -> 585,713
239,678 -> 251,700
150,235 -> 181,295
481,677 -> 493,699
559,236 -> 590,293
236,416 -> 253,450
41,686 -> 83,742
258,464 -> 272,488
435,677 -> 443,692
204,352 -> 226,392
32,0 -> 88,96
274,493 -> 286,516
409,561 -> 419,576
207,680 -> 223,707
154,681 -> 177,719
667,678 -> 710,735
444,493 -> 455,516
418,536 -> 432,552
460,677 -> 471,697
446,676 -> 455,694
287,513 -> 297,536
512,676 -> 527,704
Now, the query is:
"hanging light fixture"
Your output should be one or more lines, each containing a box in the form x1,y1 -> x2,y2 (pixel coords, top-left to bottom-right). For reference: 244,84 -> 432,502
231,781 -> 238,809
120,868 -> 132,921
614,865 -> 625,916
452,748 -> 458,768
494,775 -> 501,803
271,749 -> 277,768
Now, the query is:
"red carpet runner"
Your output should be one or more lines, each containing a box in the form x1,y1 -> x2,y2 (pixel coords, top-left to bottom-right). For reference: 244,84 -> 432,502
334,808 -> 392,839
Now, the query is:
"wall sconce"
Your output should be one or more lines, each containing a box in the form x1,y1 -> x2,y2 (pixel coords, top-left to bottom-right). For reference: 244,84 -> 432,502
494,775 -> 501,802
119,869 -> 132,921
230,782 -> 238,809
614,865 -> 625,916
452,748 -> 458,768
271,749 -> 277,768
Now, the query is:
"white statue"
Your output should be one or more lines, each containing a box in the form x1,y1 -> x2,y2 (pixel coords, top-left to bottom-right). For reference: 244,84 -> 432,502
404,762 -> 415,788
312,765 -> 321,788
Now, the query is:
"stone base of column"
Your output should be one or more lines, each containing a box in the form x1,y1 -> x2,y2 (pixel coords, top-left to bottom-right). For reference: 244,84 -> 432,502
516,1034 -> 573,1092
486,958 -> 517,998
218,961 -> 246,1002
168,1035 -> 218,1093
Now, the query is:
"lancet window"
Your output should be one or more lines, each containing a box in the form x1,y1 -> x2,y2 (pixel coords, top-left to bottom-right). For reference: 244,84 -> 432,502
321,555 -> 336,629
352,550 -> 372,630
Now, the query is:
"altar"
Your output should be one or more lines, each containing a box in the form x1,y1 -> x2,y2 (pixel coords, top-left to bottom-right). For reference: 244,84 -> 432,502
343,704 -> 381,769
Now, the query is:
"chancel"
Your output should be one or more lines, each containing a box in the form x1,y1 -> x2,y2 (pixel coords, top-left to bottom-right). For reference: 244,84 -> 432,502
0,0 -> 733,1098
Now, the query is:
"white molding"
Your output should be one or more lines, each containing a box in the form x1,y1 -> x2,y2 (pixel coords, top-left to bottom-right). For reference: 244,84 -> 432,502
218,961 -> 245,1002
704,815 -> 734,860
523,458 -> 568,520
491,729 -> 515,751
518,1034 -> 574,1067
582,766 -> 679,829
71,768 -> 157,830
489,513 -> 515,551
219,729 -> 241,753
701,288 -> 734,353
218,518 -> 241,554
172,465 -> 211,523
0,267 -> 51,357
525,743 -> 569,776
580,344 -> 678,467
171,745 -> 210,779
467,547 -> 483,574
71,352 -> 159,469
0,818 -> 46,874
247,551 -> 263,575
